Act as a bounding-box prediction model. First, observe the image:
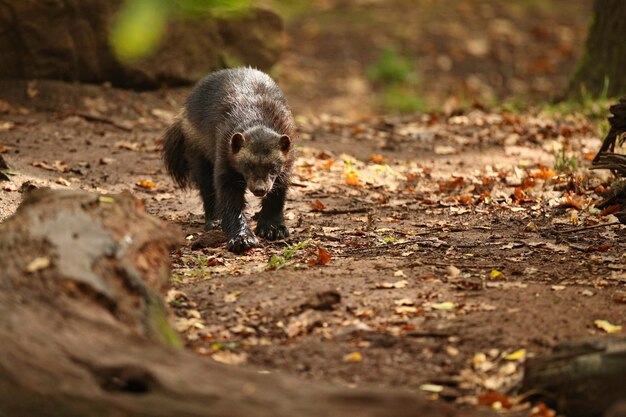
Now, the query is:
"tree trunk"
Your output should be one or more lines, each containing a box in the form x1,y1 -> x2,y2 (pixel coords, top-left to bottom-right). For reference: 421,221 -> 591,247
0,188 -> 467,417
567,0 -> 626,99
521,337 -> 626,417
0,1 -> 282,89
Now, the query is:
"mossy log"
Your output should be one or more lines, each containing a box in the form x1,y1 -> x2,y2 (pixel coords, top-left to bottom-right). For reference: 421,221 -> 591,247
521,337 -> 626,417
0,188 -> 465,417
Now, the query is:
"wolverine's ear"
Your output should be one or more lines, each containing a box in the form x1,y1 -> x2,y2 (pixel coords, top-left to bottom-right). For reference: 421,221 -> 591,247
279,135 -> 291,153
231,133 -> 245,154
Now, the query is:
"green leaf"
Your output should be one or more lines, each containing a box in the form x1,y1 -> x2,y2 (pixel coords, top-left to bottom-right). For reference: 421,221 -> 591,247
109,0 -> 169,62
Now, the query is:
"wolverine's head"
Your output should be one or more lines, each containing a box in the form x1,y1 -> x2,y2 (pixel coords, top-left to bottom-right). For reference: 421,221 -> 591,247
230,126 -> 292,197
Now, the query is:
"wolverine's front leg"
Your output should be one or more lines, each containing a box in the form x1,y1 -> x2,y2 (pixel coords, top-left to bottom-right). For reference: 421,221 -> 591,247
255,175 -> 289,241
215,168 -> 258,253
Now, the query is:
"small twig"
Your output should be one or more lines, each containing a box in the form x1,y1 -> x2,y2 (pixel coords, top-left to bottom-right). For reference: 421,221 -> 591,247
406,261 -> 496,270
76,112 -> 133,132
318,207 -> 369,215
406,331 -> 452,338
556,221 -> 621,234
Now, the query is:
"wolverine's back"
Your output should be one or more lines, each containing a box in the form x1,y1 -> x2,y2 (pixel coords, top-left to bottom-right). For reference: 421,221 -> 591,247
183,68 -> 295,159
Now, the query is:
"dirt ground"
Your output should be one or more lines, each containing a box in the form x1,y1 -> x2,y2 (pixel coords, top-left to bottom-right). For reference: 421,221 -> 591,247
1,78 -> 625,416
1,1 -> 625,415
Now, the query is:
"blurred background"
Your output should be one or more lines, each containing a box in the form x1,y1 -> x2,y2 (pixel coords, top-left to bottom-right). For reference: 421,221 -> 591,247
0,0 -> 608,118
271,0 -> 593,117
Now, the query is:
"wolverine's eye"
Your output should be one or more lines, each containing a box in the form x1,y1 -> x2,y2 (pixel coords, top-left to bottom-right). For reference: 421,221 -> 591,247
268,165 -> 280,175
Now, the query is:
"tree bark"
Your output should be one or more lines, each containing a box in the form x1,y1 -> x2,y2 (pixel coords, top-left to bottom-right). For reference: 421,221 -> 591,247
0,188 -> 468,417
567,0 -> 626,99
521,337 -> 626,417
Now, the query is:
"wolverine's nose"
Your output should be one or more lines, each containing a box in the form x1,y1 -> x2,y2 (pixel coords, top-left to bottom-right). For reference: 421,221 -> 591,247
250,188 -> 267,197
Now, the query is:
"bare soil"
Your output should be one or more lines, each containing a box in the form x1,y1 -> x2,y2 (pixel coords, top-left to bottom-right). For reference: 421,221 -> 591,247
1,78 -> 625,416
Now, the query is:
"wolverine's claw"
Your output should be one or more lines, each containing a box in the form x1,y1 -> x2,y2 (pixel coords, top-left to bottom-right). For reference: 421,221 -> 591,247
256,221 -> 289,241
227,233 -> 259,253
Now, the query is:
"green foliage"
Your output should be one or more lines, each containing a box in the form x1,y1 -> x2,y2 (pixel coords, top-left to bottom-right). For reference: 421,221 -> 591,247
110,0 -> 252,62
381,85 -> 425,114
110,0 -> 168,62
367,48 -> 423,114
553,147 -> 578,172
543,77 -> 612,122
367,48 -> 414,85
180,253 -> 211,278
267,240 -> 310,270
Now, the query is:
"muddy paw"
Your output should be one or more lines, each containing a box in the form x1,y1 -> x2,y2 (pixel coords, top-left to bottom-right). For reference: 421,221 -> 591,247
255,221 -> 289,241
227,233 -> 259,253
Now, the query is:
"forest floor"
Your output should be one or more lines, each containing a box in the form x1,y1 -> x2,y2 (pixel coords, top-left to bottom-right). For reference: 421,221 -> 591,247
1,80 -> 625,416
1,1 -> 624,415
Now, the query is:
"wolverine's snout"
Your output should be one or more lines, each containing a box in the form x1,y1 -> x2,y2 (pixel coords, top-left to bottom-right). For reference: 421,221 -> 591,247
248,178 -> 273,197
250,187 -> 268,197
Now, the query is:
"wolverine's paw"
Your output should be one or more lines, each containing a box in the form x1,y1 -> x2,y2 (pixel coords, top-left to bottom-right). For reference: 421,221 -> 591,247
227,233 -> 259,253
255,221 -> 290,241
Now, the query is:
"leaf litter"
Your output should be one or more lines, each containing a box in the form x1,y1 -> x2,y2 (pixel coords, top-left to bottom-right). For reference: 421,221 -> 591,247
2,75 -> 625,417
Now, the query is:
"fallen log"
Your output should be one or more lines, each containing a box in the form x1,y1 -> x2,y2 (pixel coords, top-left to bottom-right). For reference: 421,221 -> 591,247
0,188 -> 466,417
521,337 -> 626,417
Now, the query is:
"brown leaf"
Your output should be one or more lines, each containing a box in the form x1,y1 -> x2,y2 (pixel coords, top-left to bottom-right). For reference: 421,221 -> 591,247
311,199 -> 326,211
308,246 -> 331,266
477,390 -> 512,409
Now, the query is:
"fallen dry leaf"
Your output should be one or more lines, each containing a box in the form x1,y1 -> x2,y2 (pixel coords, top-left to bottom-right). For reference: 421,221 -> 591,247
394,298 -> 415,306
307,246 -> 331,266
311,199 -> 326,211
55,177 -> 71,186
419,384 -> 443,393
431,301 -> 456,311
477,390 -> 513,409
504,349 -> 526,361
375,279 -> 408,289
344,171 -> 361,186
394,306 -> 419,315
342,351 -> 362,362
31,160 -> 69,173
26,257 -> 51,273
136,179 -> 157,190
212,351 -> 248,365
594,319 -> 621,334
224,291 -> 242,303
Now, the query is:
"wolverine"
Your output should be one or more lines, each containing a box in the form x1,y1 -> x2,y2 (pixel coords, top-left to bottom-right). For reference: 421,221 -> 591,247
162,67 -> 296,253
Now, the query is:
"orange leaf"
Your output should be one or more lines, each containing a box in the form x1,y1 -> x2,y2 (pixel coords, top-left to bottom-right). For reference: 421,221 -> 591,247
583,152 -> 596,161
345,171 -> 361,186
600,204 -> 621,216
563,193 -> 582,210
477,390 -> 512,409
370,154 -> 386,164
458,195 -> 473,204
513,187 -> 525,203
311,199 -> 326,211
531,401 -> 557,417
521,178 -> 536,189
322,160 -> 335,170
308,247 -> 331,266
136,179 -> 157,190
532,167 -> 557,179
439,177 -> 464,191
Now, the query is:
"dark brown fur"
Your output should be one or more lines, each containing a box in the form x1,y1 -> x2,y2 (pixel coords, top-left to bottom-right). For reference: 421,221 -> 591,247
162,67 -> 296,253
